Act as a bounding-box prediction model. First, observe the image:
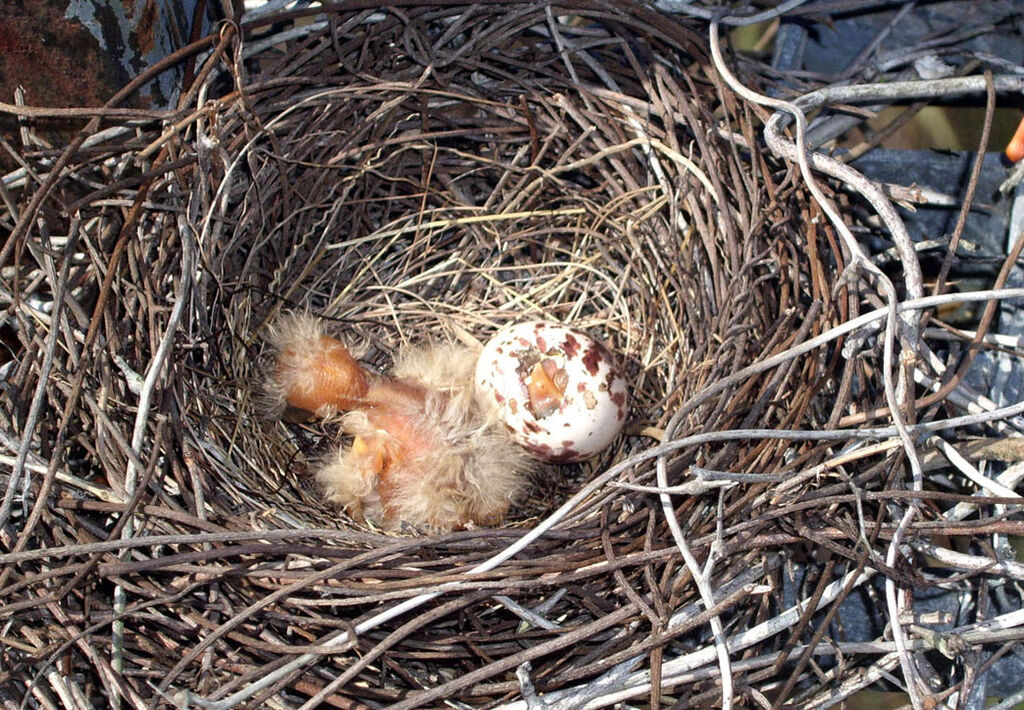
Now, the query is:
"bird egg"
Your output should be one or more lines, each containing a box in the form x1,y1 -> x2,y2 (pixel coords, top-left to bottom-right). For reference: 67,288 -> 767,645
475,321 -> 628,462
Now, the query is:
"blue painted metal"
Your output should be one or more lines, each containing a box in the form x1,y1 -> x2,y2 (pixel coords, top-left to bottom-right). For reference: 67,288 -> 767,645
64,0 -> 219,106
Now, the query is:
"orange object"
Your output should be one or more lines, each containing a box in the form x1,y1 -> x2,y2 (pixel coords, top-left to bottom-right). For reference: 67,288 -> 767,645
523,359 -> 567,418
268,315 -> 369,416
276,334 -> 369,414
1007,114 -> 1024,163
266,314 -> 532,531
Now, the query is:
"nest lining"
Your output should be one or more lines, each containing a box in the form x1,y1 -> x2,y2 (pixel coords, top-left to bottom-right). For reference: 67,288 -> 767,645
5,1 -> 1015,708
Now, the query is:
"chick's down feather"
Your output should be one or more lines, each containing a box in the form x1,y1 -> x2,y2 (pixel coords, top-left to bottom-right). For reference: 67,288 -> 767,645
268,315 -> 532,531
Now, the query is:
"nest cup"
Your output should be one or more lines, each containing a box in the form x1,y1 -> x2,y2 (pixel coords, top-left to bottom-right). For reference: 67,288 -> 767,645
206,6 -> 832,529
0,2 -> 852,706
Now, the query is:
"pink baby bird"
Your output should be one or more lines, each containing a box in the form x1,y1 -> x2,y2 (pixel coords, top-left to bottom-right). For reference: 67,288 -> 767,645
266,314 -> 532,531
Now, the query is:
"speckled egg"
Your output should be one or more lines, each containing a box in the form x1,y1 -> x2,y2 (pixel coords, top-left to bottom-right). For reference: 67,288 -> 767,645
475,321 -> 628,462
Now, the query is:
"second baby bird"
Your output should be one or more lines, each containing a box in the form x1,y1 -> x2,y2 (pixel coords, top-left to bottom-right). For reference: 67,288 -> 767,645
266,314 -> 532,531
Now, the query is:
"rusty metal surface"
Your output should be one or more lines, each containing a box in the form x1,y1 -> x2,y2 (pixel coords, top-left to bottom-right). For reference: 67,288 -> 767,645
0,0 -> 220,110
0,1 -> 127,108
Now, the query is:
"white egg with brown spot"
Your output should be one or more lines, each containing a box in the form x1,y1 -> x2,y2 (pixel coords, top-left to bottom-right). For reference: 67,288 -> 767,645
475,321 -> 628,462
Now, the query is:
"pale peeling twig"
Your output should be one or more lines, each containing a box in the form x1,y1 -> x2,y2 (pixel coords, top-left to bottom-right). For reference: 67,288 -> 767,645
923,327 -> 1024,350
516,662 -> 545,710
912,542 -> 1024,581
544,565 -> 875,709
0,452 -> 123,504
952,607 -> 1024,636
802,653 -> 903,709
795,75 -> 1024,111
495,596 -> 562,631
931,437 -> 1023,499
943,459 -> 1024,546
654,0 -> 812,26
657,454 -> 736,708
0,217 -> 81,532
989,685 -> 1024,710
672,287 -> 1024,427
111,212 -> 197,689
613,467 -> 787,495
708,18 -> 936,704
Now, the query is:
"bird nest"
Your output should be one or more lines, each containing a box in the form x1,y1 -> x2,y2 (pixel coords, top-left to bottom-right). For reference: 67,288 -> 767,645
3,1 -> 1022,708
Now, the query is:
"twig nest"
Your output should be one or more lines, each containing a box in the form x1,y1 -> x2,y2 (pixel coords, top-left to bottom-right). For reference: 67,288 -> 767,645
475,321 -> 628,462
